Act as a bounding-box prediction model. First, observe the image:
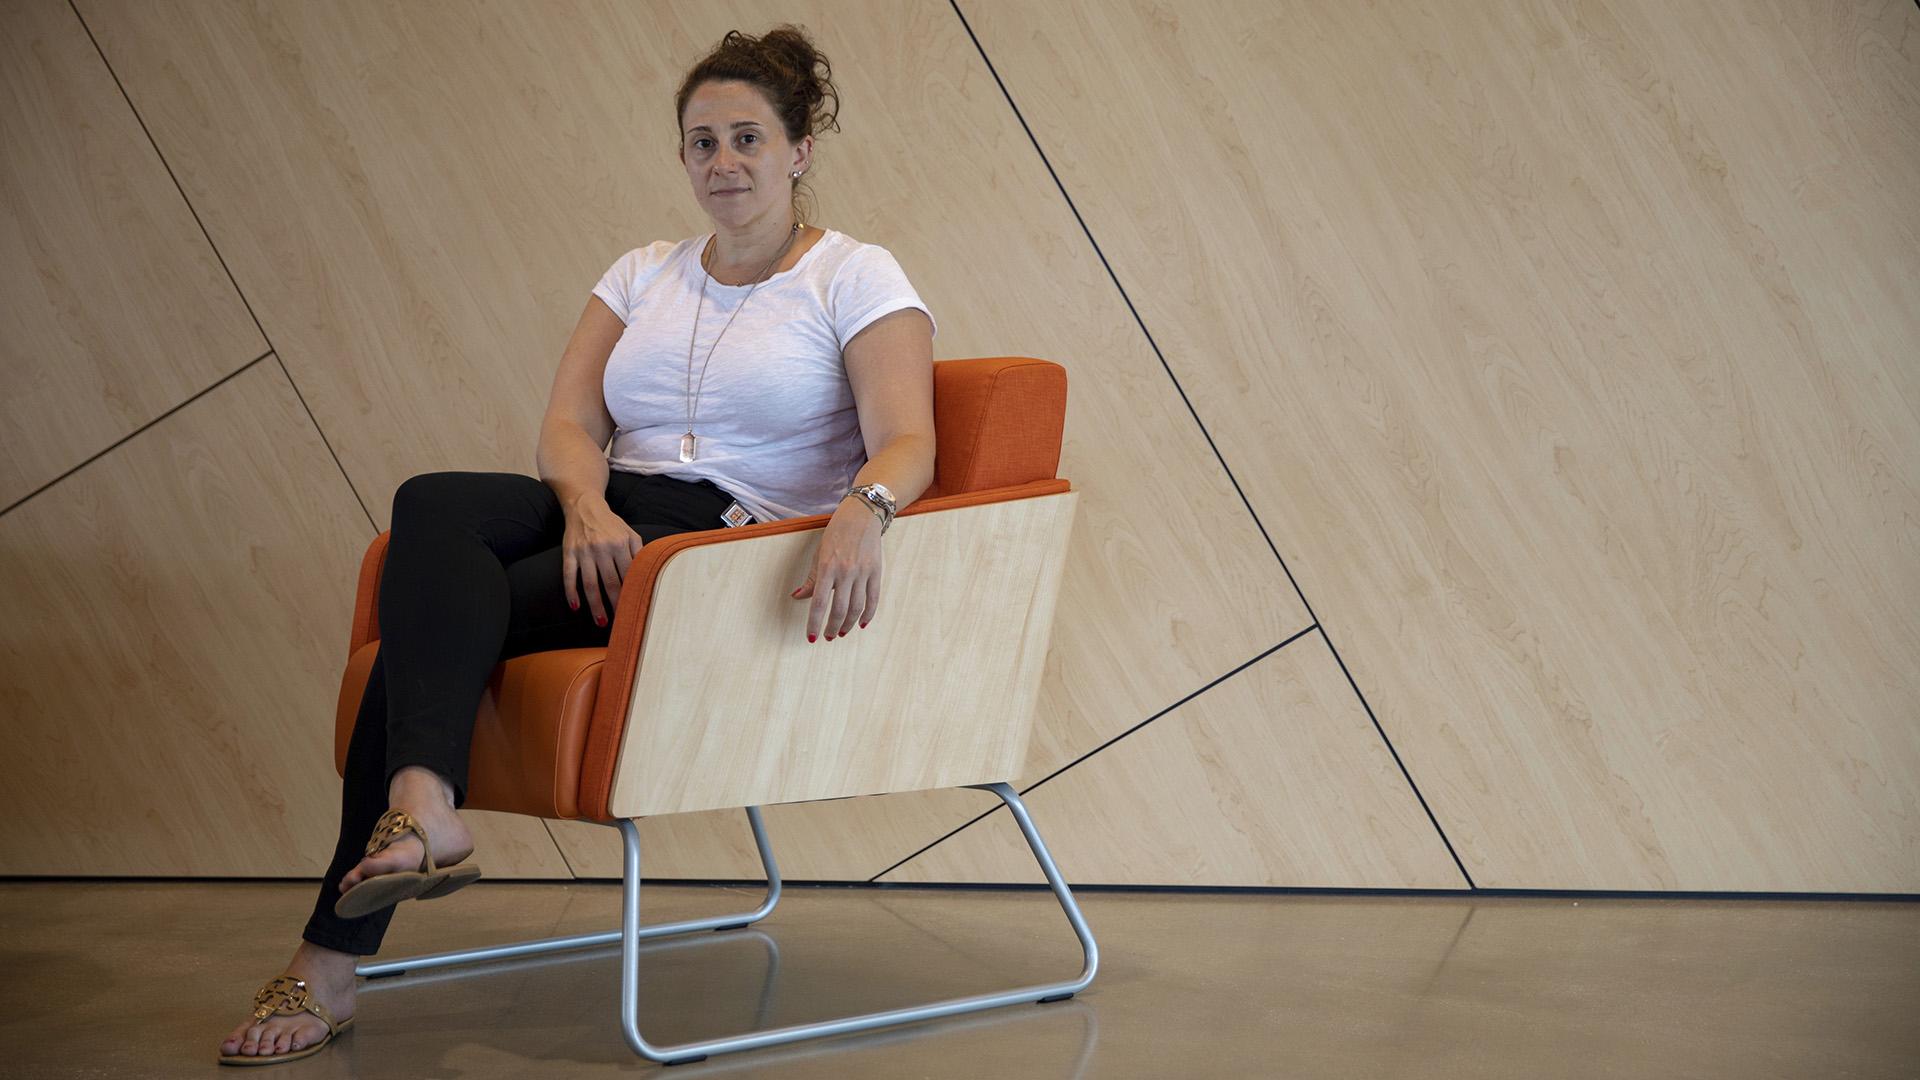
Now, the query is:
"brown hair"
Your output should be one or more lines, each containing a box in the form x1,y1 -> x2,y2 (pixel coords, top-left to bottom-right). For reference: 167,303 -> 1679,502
675,26 -> 841,216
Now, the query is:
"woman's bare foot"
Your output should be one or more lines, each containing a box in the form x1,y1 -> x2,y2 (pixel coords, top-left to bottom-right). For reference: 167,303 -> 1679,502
339,766 -> 475,894
219,941 -> 356,1059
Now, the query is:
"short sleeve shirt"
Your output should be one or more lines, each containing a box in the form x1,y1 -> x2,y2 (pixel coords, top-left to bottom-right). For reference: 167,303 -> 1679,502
590,229 -> 933,522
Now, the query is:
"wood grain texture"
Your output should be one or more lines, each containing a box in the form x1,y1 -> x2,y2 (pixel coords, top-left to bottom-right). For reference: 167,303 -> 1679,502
962,0 -> 1920,889
610,493 -> 1077,817
78,0 -> 1320,882
0,361 -> 570,877
0,0 -> 264,509
884,629 -> 1466,887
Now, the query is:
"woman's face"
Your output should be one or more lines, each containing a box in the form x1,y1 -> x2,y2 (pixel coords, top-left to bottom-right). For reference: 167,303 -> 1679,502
679,79 -> 811,232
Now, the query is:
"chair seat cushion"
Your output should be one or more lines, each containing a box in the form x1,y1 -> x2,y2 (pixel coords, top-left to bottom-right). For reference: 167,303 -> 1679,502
335,642 -> 606,819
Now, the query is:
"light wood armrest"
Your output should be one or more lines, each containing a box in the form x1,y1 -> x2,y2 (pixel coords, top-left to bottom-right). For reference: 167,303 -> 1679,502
580,482 -> 1077,819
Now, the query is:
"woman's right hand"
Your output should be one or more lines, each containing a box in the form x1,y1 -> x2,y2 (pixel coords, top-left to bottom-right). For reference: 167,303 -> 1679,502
562,496 -> 645,627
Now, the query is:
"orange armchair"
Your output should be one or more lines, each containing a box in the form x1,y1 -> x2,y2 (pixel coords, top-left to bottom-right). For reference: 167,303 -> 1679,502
334,357 -> 1095,1064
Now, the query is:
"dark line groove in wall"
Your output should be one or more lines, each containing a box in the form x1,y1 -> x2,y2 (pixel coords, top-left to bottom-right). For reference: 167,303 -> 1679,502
65,0 -> 377,534
946,0 -> 1476,889
541,821 -> 579,878
868,628 -> 1314,882
1,351 -> 269,520
1308,624 -> 1471,883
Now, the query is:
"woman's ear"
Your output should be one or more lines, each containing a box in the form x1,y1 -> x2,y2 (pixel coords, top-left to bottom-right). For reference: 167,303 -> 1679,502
792,134 -> 814,176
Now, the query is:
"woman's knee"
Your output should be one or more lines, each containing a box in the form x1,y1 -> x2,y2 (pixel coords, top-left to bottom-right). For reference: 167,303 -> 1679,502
391,471 -> 464,523
390,471 -> 529,529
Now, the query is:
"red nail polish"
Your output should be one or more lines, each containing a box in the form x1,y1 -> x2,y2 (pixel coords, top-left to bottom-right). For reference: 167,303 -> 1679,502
595,615 -> 606,627
570,600 -> 578,610
808,634 -> 817,643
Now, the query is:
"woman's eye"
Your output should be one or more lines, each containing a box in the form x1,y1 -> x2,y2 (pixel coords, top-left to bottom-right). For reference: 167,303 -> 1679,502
740,132 -> 758,144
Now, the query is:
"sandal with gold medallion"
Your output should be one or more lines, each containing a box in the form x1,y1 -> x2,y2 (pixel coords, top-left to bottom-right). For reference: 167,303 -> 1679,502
217,976 -> 353,1067
332,807 -> 483,919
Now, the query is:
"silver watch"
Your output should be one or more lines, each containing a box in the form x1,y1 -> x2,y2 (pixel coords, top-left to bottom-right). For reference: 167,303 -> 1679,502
845,483 -> 897,532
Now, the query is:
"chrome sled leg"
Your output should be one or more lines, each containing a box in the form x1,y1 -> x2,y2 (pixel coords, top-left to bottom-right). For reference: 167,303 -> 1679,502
618,781 -> 1100,1065
355,806 -> 782,980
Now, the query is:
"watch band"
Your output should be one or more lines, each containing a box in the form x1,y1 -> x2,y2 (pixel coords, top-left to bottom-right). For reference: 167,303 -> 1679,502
845,483 -> 896,533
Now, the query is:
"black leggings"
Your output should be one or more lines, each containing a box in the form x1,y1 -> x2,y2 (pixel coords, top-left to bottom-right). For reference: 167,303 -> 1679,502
302,469 -> 744,955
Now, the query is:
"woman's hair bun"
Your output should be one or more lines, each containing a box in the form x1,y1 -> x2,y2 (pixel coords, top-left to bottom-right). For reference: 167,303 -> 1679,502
676,24 -> 841,143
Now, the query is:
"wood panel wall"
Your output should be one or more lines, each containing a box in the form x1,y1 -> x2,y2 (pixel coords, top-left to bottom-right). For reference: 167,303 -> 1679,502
1,0 -> 1912,893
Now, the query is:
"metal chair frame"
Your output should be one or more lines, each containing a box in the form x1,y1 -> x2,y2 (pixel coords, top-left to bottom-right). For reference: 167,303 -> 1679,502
355,782 -> 1098,1066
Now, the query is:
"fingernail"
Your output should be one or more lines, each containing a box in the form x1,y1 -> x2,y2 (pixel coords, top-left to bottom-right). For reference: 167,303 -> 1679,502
808,634 -> 817,643
570,599 -> 578,610
595,615 -> 606,627
859,621 -> 868,629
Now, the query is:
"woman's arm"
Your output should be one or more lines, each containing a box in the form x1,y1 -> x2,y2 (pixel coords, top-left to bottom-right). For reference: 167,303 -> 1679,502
539,294 -> 640,626
793,306 -> 937,642
842,307 -> 937,507
537,295 -> 623,514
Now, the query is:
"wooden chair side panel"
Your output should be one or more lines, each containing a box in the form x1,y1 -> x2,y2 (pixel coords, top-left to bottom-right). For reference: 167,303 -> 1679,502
607,492 -> 1079,818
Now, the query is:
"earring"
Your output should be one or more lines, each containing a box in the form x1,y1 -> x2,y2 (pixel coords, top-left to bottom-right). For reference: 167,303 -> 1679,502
790,170 -> 802,180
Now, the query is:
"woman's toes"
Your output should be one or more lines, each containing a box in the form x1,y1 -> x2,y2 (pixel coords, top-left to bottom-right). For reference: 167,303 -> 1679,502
273,1026 -> 296,1055
254,1021 -> 282,1055
344,836 -> 425,891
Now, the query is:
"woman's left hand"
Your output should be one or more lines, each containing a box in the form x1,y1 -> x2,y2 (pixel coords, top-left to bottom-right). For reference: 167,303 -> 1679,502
791,498 -> 884,642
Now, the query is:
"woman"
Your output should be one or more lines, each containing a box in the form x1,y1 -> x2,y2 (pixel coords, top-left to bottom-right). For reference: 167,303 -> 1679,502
220,25 -> 935,1065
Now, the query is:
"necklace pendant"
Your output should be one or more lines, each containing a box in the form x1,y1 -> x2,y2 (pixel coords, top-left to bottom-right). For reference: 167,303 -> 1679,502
679,432 -> 697,463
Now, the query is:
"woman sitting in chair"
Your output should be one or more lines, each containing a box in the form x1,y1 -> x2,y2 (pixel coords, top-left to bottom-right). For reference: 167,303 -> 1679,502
220,24 -> 935,1065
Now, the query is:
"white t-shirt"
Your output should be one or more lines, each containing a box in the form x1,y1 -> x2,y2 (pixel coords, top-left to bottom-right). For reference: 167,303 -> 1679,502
590,229 -> 934,522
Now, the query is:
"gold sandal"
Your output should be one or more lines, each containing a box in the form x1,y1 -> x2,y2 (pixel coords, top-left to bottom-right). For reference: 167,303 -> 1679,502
332,808 -> 483,919
217,975 -> 353,1067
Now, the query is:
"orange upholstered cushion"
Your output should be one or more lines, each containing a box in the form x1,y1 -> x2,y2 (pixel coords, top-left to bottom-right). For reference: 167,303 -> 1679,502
922,357 -> 1066,499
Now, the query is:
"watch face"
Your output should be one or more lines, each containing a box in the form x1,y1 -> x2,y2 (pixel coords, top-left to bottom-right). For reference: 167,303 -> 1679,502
871,483 -> 894,501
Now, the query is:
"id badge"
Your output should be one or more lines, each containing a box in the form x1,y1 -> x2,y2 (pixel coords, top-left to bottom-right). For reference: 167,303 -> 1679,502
719,501 -> 755,528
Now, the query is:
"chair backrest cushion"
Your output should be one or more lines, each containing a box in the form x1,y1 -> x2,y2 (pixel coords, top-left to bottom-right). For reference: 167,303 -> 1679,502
923,357 -> 1066,499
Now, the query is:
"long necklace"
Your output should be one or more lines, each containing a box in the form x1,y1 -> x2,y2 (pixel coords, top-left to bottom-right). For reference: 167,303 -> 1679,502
682,222 -> 801,463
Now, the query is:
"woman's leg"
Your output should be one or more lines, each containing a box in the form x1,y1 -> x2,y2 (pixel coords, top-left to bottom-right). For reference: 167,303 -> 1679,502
224,471 -> 735,1059
377,471 -> 581,803
305,469 -> 736,951
299,649 -> 402,954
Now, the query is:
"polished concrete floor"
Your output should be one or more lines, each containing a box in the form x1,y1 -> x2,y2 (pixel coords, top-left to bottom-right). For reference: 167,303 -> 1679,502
0,880 -> 1914,1079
